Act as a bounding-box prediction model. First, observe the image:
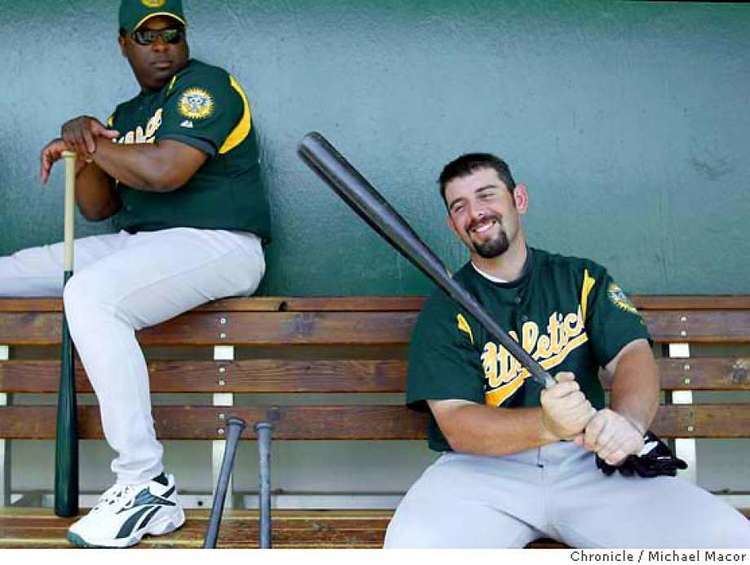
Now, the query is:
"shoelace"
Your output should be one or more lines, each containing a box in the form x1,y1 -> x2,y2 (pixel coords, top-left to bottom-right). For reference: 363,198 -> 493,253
93,484 -> 136,511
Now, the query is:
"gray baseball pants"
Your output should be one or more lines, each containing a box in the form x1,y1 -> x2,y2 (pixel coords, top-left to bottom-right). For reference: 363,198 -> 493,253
384,442 -> 750,548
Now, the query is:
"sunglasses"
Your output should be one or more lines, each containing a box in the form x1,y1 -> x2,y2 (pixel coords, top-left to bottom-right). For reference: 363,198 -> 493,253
131,27 -> 185,46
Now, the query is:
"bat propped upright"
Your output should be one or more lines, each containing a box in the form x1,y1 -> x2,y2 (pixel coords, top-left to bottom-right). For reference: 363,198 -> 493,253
297,132 -> 555,390
55,150 -> 79,517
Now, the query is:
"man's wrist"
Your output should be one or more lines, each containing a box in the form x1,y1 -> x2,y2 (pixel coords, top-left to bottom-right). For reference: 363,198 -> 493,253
75,159 -> 90,177
539,409 -> 562,443
618,412 -> 647,436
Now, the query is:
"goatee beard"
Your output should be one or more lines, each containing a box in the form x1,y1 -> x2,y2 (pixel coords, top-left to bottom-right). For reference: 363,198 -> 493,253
473,230 -> 510,259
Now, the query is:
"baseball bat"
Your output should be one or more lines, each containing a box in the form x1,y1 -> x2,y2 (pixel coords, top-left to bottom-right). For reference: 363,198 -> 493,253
255,421 -> 273,549
297,132 -> 555,389
54,151 -> 79,517
203,416 -> 246,549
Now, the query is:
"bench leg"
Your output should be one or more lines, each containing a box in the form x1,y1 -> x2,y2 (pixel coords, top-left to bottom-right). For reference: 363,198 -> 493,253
212,396 -> 235,509
255,422 -> 273,549
213,345 -> 236,509
1,345 -> 10,507
668,343 -> 697,483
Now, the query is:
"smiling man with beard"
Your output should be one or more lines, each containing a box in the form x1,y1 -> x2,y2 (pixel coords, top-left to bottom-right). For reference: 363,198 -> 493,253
383,154 -> 750,548
0,0 -> 270,548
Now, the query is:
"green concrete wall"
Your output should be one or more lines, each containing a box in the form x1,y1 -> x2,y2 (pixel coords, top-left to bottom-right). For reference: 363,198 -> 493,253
1,1 -> 748,295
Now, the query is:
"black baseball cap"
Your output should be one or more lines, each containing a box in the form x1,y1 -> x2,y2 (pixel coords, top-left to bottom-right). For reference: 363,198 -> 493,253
119,0 -> 187,34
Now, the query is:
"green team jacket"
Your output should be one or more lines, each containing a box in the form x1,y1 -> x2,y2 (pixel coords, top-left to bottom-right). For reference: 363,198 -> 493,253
406,248 -> 651,452
107,59 -> 271,242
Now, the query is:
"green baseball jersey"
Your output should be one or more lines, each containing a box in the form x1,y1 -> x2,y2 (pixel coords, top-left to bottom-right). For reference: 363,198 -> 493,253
107,59 -> 271,242
406,248 -> 651,452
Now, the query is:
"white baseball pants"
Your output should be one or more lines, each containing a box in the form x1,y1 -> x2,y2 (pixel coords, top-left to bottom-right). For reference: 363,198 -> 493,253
0,227 -> 265,485
384,442 -> 750,548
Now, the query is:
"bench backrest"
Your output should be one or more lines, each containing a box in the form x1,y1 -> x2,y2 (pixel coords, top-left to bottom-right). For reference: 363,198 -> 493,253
1,296 -> 749,442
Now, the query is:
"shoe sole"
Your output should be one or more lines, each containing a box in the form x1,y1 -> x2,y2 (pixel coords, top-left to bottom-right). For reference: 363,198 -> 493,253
67,507 -> 186,549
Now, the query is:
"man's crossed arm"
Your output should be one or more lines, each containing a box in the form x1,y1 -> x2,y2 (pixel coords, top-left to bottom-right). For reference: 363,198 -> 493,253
39,116 -> 208,220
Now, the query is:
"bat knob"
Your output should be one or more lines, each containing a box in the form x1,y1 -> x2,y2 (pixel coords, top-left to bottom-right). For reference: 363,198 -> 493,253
226,416 -> 247,431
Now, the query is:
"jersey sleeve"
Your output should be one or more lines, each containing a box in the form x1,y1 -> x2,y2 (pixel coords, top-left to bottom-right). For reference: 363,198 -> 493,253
156,68 -> 244,157
583,264 -> 652,368
406,292 -> 485,412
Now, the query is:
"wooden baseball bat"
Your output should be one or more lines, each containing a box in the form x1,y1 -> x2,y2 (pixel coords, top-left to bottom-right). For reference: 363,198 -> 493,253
203,417 -> 246,548
54,151 -> 79,517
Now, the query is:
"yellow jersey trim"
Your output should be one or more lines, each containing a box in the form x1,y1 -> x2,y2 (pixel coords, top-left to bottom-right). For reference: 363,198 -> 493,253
580,268 -> 596,322
166,75 -> 178,95
219,75 -> 253,155
457,314 -> 474,345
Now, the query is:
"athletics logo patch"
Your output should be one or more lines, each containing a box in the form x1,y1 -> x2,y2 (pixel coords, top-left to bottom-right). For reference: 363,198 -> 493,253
141,0 -> 166,8
608,282 -> 638,315
178,88 -> 214,120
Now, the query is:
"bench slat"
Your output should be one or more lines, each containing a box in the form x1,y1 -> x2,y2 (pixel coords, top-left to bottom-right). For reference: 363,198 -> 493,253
2,357 -> 748,394
1,507 -> 747,549
0,297 -> 426,314
0,405 -> 428,440
633,296 -> 750,310
0,359 -> 406,393
0,404 -> 747,440
2,310 -> 749,346
641,310 -> 750,343
0,359 -> 407,393
603,357 -> 750,391
0,508 -> 391,548
0,311 -> 420,346
3,295 -> 750,313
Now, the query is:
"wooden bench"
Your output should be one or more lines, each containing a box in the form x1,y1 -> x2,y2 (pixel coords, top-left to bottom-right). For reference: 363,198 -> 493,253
0,295 -> 748,548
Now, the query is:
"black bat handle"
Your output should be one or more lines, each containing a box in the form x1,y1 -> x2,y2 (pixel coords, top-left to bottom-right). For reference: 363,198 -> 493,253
203,417 -> 246,549
255,422 -> 273,549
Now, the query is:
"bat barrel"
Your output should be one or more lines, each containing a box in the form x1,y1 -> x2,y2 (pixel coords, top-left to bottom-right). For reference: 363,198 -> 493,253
298,133 -> 454,284
255,422 -> 273,549
53,318 -> 78,517
203,417 -> 246,548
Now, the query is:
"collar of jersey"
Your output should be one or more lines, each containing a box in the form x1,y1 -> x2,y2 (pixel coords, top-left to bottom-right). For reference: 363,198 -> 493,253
469,247 -> 534,290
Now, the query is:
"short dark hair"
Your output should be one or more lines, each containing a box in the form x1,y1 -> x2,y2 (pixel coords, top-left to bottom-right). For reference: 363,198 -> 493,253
438,153 -> 516,204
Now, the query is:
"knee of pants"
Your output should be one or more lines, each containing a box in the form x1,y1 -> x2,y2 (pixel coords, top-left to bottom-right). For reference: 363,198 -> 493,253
384,516 -> 444,549
383,500 -> 482,549
63,269 -> 124,331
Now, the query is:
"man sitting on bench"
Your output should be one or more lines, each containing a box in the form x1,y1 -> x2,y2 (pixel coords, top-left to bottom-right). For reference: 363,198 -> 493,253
0,0 -> 270,548
384,153 -> 750,548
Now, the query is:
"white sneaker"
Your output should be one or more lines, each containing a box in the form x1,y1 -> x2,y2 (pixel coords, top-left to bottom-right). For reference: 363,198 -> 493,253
67,473 -> 186,548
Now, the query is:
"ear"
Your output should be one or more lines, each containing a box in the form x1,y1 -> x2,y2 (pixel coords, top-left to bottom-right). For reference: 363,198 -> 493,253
118,34 -> 127,57
513,184 -> 529,215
